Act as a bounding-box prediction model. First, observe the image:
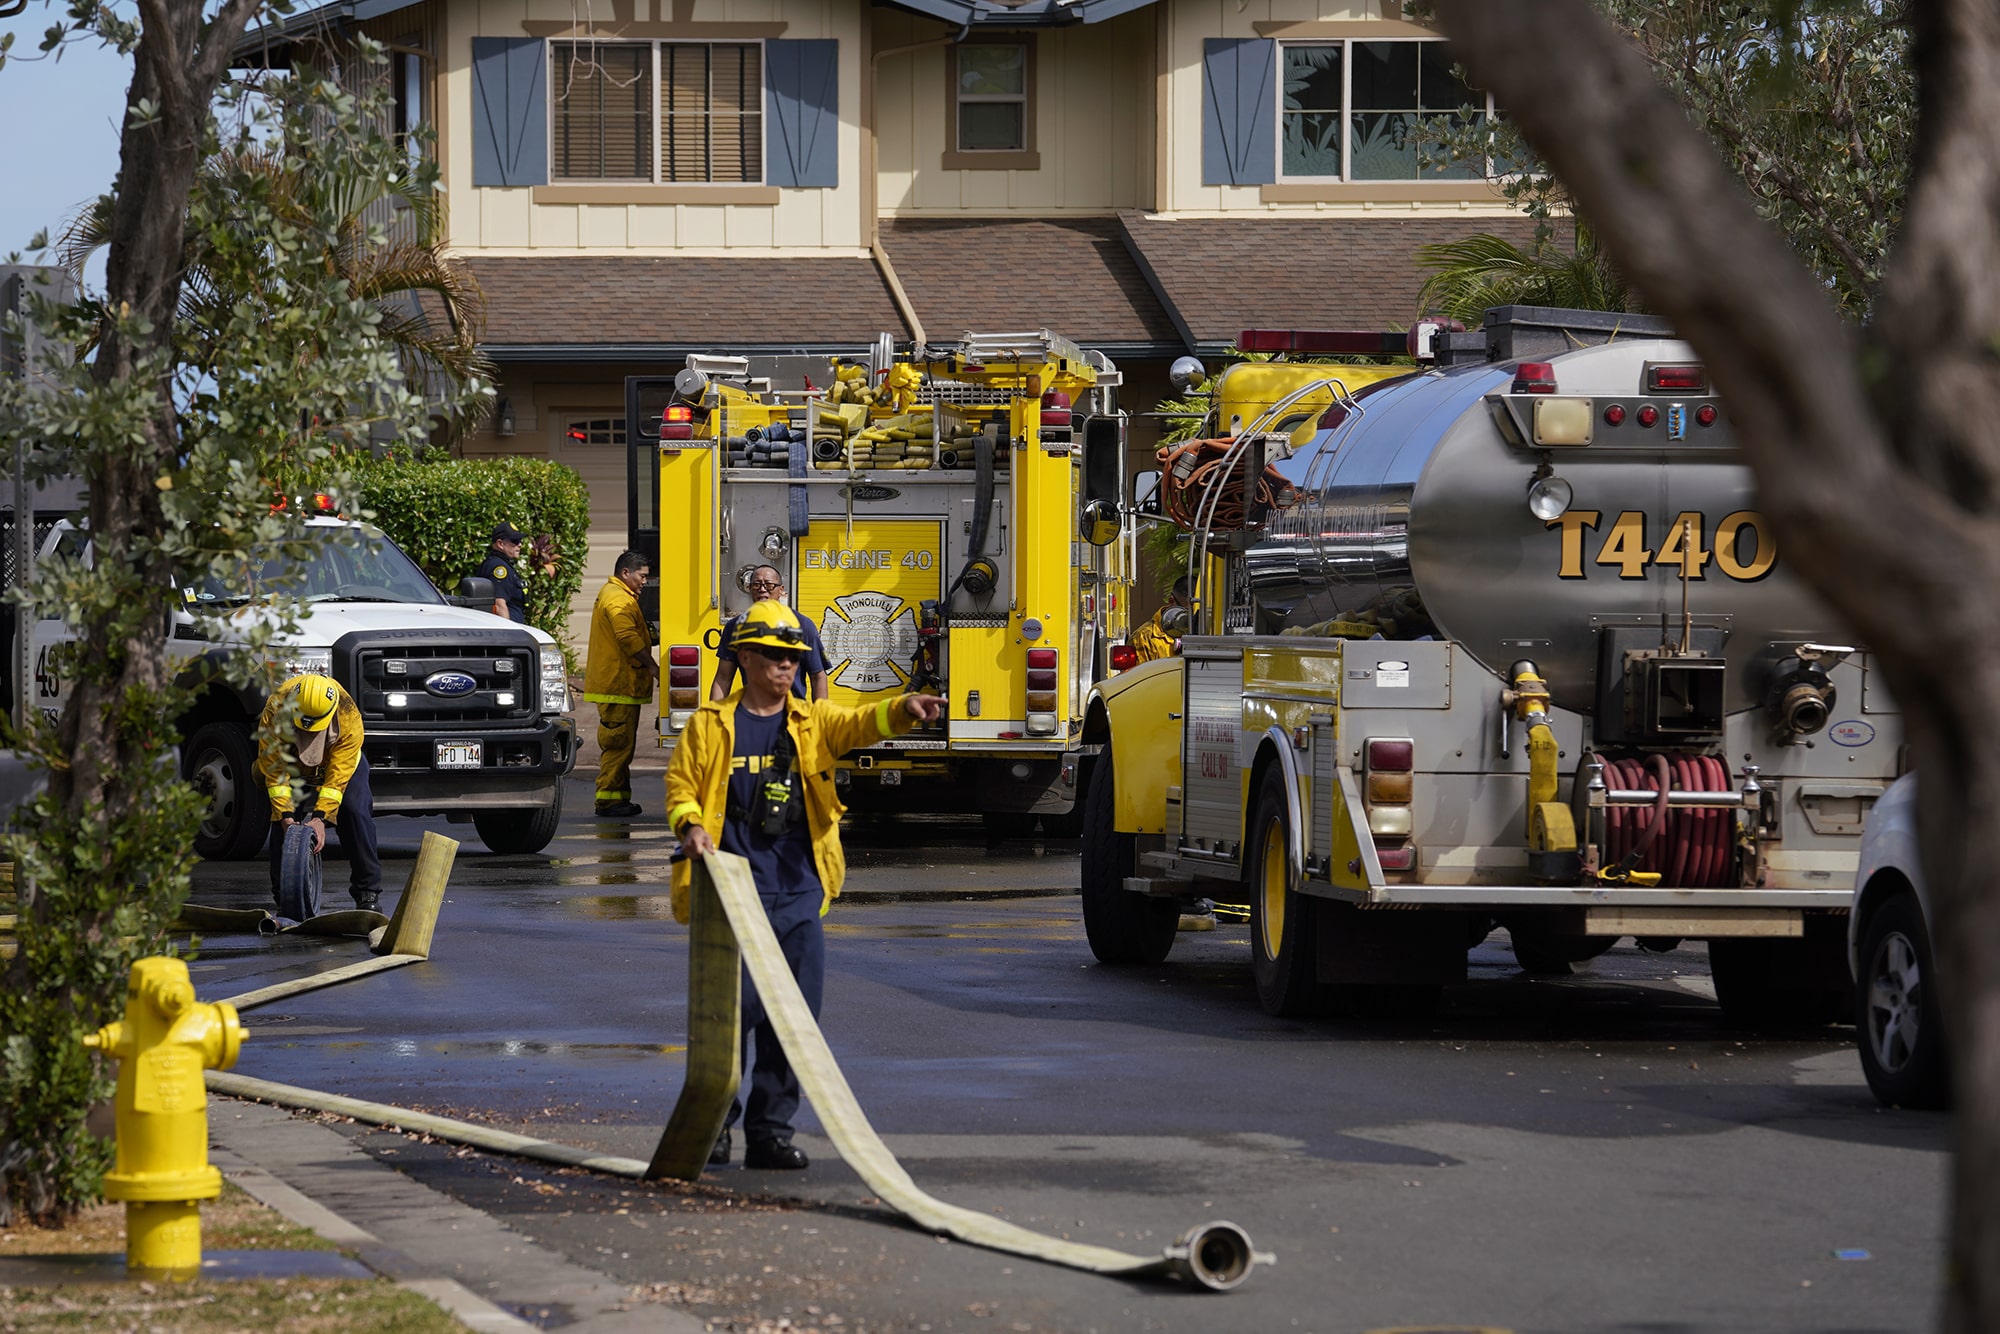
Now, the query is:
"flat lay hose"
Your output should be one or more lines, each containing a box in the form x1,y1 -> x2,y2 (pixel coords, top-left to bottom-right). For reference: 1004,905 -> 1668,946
651,852 -> 1272,1290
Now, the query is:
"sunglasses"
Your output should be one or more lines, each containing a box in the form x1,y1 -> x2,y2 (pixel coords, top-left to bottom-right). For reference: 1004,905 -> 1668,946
747,580 -> 783,592
747,646 -> 804,666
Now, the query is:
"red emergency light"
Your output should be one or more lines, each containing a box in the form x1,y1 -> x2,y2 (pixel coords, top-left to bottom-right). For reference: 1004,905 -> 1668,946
1644,363 -> 1709,393
661,404 -> 694,441
1511,363 -> 1558,394
1109,644 -> 1138,672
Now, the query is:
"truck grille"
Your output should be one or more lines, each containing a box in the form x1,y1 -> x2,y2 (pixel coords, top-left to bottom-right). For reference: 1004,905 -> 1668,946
334,631 -> 540,727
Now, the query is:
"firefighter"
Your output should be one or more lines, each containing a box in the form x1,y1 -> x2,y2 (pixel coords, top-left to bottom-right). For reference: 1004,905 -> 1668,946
1130,576 -> 1190,663
584,550 -> 656,817
667,600 -> 943,1169
709,565 -> 829,702
257,673 -> 382,913
477,521 -> 529,624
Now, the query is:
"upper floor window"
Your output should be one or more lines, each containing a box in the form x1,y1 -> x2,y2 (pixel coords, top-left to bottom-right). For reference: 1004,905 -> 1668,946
550,41 -> 763,184
1279,40 -> 1491,181
955,43 -> 1028,152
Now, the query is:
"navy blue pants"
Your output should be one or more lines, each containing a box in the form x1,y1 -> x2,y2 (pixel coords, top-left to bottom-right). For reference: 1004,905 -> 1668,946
727,891 -> 825,1143
267,753 -> 382,902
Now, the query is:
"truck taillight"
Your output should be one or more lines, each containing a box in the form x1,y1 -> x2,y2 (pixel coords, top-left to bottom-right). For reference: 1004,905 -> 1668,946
1643,362 -> 1709,393
662,404 -> 694,441
1364,736 -> 1416,875
1109,644 -> 1138,672
1026,648 -> 1058,733
668,645 -> 700,709
1512,362 -> 1557,394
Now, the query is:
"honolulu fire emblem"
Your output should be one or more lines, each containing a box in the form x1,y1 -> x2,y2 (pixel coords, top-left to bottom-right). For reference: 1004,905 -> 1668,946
818,592 -> 918,691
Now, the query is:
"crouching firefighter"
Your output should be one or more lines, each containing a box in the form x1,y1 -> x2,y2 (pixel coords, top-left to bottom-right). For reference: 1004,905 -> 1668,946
667,601 -> 944,1170
258,673 -> 384,913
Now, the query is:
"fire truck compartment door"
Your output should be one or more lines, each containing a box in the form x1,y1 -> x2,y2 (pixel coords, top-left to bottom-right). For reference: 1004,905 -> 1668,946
795,519 -> 944,698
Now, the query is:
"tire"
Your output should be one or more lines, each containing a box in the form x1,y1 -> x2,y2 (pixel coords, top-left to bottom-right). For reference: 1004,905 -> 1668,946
474,785 -> 563,855
186,721 -> 268,861
1506,922 -> 1618,976
1855,893 -> 1951,1109
1079,752 -> 1177,965
1710,914 -> 1851,1028
1246,767 -> 1316,1016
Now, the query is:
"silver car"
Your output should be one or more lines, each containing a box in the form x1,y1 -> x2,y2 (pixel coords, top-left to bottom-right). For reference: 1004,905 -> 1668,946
1848,773 -> 1950,1108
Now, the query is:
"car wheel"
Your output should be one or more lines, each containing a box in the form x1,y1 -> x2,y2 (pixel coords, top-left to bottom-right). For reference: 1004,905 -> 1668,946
474,786 -> 563,855
1079,751 -> 1177,965
1247,767 -> 1316,1016
186,721 -> 268,861
1856,892 -> 1951,1109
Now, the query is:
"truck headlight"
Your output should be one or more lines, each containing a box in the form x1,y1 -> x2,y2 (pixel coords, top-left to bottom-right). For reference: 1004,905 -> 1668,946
540,646 -> 569,713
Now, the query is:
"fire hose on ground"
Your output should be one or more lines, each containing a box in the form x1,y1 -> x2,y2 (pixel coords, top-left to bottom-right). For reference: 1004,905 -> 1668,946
206,851 -> 1271,1292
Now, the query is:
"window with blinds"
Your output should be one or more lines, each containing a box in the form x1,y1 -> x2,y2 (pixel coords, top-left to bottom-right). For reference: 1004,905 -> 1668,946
549,41 -> 763,183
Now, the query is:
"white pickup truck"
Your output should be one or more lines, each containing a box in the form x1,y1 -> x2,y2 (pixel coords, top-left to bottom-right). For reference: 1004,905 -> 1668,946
29,516 -> 577,857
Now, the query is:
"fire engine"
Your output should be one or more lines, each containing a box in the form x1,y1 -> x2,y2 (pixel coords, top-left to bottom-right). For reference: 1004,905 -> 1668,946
627,331 -> 1134,823
1081,306 -> 1899,1024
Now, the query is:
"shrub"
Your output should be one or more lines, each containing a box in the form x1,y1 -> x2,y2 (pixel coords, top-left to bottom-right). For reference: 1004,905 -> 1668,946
327,453 -> 592,652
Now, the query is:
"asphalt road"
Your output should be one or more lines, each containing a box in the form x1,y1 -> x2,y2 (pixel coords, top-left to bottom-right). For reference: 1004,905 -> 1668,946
189,775 -> 1949,1334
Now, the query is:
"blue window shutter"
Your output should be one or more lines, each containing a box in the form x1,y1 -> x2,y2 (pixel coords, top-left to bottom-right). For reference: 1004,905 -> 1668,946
1202,38 -> 1276,187
472,37 -> 549,187
766,39 -> 839,188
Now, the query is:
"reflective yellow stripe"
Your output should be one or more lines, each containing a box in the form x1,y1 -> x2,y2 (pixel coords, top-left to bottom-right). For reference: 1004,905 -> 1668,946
267,786 -> 291,803
875,699 -> 896,733
667,801 -> 702,831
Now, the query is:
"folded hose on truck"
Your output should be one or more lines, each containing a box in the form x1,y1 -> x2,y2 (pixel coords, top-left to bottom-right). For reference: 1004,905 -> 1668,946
1155,439 -> 1297,531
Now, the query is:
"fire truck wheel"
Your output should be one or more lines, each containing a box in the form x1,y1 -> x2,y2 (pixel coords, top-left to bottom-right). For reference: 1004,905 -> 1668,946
1247,768 -> 1316,1017
1504,921 -> 1618,976
1080,752 -> 1177,965
187,721 -> 268,861
473,786 -> 563,855
1709,914 -> 1851,1029
1855,892 -> 1950,1109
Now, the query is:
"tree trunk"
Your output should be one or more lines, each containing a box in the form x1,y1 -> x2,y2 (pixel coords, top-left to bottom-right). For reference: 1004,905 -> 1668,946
1434,2 -> 1999,1327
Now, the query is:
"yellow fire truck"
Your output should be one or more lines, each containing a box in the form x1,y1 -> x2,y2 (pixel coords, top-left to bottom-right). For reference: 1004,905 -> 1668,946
626,331 -> 1135,825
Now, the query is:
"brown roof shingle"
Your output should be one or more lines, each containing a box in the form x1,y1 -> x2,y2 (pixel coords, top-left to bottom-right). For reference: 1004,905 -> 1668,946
464,256 -> 910,353
1117,212 -> 1543,352
878,217 -> 1181,352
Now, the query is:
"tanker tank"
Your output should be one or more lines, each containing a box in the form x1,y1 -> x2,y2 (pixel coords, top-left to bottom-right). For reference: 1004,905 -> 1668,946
1241,339 -> 1848,724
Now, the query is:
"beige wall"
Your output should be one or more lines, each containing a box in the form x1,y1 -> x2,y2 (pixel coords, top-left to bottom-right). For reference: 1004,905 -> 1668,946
872,9 -> 1156,216
444,0 -> 870,255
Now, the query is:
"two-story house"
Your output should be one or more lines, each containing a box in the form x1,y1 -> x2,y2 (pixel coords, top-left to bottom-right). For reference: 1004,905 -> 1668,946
238,0 -> 1532,629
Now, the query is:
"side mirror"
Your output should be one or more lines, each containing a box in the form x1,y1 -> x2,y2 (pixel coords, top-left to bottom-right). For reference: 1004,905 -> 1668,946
1081,499 -> 1120,547
450,575 -> 496,609
1170,356 -> 1208,395
1132,469 -> 1163,516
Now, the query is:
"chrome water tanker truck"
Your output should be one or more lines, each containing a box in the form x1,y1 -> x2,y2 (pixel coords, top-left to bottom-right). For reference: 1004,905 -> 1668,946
1082,307 -> 1899,1022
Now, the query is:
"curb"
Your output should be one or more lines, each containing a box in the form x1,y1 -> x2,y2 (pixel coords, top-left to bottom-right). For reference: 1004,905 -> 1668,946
210,1143 -> 536,1333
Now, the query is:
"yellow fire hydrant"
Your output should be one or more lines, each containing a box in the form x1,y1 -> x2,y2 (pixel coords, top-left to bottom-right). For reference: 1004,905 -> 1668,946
82,956 -> 246,1275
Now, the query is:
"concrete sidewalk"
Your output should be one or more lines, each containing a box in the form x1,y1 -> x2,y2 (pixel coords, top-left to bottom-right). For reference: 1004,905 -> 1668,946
211,1099 -> 701,1333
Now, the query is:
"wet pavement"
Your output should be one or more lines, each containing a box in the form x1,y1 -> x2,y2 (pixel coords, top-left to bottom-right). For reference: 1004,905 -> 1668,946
190,774 -> 1949,1333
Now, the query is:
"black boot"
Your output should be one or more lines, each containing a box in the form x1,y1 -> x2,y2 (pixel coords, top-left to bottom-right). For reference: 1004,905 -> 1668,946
708,1130 -> 731,1166
744,1137 -> 808,1170
353,890 -> 382,914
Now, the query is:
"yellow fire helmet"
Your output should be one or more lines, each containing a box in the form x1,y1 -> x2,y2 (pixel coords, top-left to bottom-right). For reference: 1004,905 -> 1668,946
733,600 -> 809,653
292,673 -> 341,732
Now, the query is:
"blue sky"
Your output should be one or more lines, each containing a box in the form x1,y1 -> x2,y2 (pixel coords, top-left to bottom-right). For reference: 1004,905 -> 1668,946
0,14 -> 132,263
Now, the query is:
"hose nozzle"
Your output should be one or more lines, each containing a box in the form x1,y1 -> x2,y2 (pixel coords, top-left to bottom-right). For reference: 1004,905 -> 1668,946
1161,1220 -> 1271,1292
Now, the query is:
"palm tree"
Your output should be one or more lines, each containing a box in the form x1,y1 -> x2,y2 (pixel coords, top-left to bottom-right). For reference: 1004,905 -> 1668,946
1415,220 -> 1638,322
56,60 -> 493,447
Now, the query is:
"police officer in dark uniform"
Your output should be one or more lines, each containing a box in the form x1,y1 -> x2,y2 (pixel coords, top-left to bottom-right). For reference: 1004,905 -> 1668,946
477,521 -> 529,624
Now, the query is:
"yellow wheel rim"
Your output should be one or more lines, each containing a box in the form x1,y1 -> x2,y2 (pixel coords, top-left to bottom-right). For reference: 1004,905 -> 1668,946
1260,814 -> 1286,958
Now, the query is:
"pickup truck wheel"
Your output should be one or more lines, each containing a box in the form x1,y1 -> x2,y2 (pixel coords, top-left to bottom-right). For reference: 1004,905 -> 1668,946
1080,752 -> 1176,965
1710,914 -> 1851,1028
1856,893 -> 1951,1109
474,786 -> 563,855
1247,767 -> 1316,1017
186,722 -> 268,861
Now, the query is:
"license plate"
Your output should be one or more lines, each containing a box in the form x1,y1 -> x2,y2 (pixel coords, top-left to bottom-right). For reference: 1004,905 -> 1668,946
436,741 -> 483,770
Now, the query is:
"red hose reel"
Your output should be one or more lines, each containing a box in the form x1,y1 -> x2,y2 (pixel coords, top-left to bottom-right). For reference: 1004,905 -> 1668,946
1594,752 -> 1737,888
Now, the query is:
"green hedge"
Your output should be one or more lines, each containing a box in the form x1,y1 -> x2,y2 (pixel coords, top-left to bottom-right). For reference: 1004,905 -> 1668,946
320,454 -> 592,651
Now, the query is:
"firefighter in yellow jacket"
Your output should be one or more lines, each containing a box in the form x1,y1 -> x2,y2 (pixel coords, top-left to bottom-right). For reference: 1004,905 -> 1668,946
583,550 -> 656,817
667,600 -> 944,1169
1130,576 -> 1190,663
257,672 -> 381,912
